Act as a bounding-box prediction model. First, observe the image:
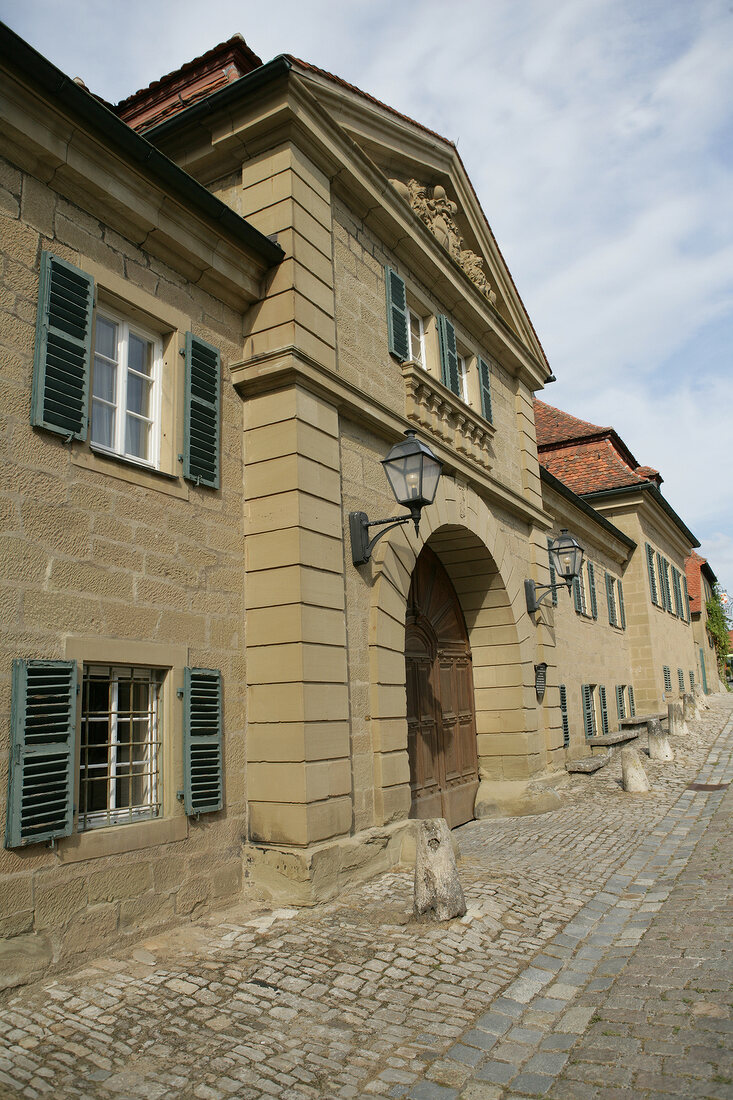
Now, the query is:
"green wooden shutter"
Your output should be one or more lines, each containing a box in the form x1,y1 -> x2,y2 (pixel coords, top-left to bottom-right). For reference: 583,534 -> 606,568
617,580 -> 626,629
478,357 -> 493,422
682,577 -> 690,622
700,649 -> 708,693
384,266 -> 410,362
677,668 -> 685,692
31,252 -> 93,441
627,686 -> 635,716
587,562 -> 598,620
581,685 -> 595,739
573,576 -> 582,613
604,571 -> 616,626
184,333 -> 221,489
183,667 -> 223,815
599,685 -> 609,735
646,543 -> 659,605
663,665 -> 671,692
657,554 -> 672,612
5,659 -> 77,849
615,685 -> 625,720
437,315 -> 460,396
672,570 -> 684,618
547,537 -> 558,607
559,684 -> 569,747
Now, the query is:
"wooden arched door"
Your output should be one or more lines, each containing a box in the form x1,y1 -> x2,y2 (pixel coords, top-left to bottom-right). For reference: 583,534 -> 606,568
405,546 -> 479,828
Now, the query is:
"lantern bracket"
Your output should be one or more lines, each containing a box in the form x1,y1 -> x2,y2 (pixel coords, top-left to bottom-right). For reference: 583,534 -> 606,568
349,509 -> 419,567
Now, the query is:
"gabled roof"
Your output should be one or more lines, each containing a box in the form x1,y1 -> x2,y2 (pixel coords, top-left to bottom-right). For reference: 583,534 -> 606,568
535,398 -> 698,547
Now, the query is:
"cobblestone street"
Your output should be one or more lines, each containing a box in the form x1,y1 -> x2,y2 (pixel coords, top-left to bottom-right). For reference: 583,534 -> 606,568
1,695 -> 732,1100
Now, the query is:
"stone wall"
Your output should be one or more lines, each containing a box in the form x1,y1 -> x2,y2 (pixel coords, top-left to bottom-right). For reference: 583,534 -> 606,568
0,152 -> 255,975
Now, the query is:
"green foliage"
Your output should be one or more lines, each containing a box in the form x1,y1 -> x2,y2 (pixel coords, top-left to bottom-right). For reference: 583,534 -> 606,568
706,586 -> 731,676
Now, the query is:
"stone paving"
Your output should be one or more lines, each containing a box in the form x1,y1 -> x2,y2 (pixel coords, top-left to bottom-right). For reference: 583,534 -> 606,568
0,695 -> 731,1099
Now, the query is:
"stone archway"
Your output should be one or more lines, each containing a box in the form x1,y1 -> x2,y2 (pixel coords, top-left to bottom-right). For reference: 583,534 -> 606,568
367,477 -> 541,828
405,546 -> 479,827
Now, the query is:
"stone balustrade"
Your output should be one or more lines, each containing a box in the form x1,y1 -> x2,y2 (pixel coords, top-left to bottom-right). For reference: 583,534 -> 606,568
401,361 -> 495,471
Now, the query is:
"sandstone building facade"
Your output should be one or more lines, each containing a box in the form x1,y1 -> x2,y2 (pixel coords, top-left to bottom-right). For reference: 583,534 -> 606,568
0,26 -> 716,983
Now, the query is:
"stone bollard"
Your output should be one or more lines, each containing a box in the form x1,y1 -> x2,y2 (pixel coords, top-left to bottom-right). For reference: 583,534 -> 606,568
682,692 -> 696,724
621,747 -> 651,792
668,701 -> 688,737
413,818 -> 466,922
647,717 -> 674,761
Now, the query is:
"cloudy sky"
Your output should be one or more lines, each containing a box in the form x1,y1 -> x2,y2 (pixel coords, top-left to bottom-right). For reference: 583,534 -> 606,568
3,0 -> 732,603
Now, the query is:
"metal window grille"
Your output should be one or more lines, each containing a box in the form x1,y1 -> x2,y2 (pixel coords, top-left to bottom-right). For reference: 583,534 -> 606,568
79,665 -> 163,830
663,665 -> 672,693
677,668 -> 685,692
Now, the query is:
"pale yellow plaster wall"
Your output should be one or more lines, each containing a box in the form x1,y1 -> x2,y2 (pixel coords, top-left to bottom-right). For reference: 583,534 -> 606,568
541,488 -> 635,755
590,500 -> 699,714
0,152 -> 254,965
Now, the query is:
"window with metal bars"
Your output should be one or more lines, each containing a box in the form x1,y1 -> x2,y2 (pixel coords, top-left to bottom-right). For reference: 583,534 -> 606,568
677,668 -> 685,692
663,665 -> 672,693
79,665 -> 164,831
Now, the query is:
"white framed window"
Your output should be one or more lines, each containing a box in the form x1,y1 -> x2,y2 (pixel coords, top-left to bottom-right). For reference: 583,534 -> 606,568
79,664 -> 164,831
91,308 -> 162,468
408,309 -> 426,369
457,355 -> 470,404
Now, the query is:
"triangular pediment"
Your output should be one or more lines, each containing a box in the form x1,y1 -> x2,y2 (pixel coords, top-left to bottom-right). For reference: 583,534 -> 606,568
290,59 -> 547,368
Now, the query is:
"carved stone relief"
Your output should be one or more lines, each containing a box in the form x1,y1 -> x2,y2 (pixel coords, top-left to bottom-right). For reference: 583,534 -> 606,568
390,178 -> 497,304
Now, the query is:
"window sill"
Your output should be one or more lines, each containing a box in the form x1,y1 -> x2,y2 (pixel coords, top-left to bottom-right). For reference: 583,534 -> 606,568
57,815 -> 188,864
72,445 -> 189,499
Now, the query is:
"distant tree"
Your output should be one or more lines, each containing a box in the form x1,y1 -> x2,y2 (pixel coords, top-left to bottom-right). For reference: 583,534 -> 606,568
706,586 -> 732,678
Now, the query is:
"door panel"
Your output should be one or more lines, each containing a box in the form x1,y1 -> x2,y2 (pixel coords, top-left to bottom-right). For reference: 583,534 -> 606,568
405,547 -> 479,829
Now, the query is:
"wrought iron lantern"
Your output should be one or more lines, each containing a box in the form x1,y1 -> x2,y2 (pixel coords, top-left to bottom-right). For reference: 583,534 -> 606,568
350,430 -> 443,566
525,529 -> 585,614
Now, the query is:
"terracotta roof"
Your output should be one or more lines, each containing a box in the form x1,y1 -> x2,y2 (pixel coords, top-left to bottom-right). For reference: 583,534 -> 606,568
534,400 -> 609,447
115,35 -> 263,131
539,437 -> 652,496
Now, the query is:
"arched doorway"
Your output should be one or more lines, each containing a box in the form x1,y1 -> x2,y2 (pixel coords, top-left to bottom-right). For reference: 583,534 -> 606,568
405,545 -> 479,827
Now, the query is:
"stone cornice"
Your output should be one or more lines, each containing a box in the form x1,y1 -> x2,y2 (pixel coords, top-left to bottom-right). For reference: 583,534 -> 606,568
0,63 -> 279,309
231,347 -> 548,528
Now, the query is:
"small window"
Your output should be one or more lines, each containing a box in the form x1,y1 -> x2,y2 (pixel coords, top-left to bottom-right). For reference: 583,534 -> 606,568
79,664 -> 164,831
689,670 -> 695,690
627,685 -> 636,716
91,309 -> 161,467
677,668 -> 685,692
663,665 -> 672,693
408,309 -> 426,369
457,355 -> 470,404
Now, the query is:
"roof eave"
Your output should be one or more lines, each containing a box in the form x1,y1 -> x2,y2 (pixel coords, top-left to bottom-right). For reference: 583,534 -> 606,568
0,21 -> 284,270
580,481 -> 700,548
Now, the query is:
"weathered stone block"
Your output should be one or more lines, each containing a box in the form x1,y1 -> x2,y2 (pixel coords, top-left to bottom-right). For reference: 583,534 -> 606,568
413,818 -> 466,922
621,747 -> 651,792
647,718 -> 674,761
